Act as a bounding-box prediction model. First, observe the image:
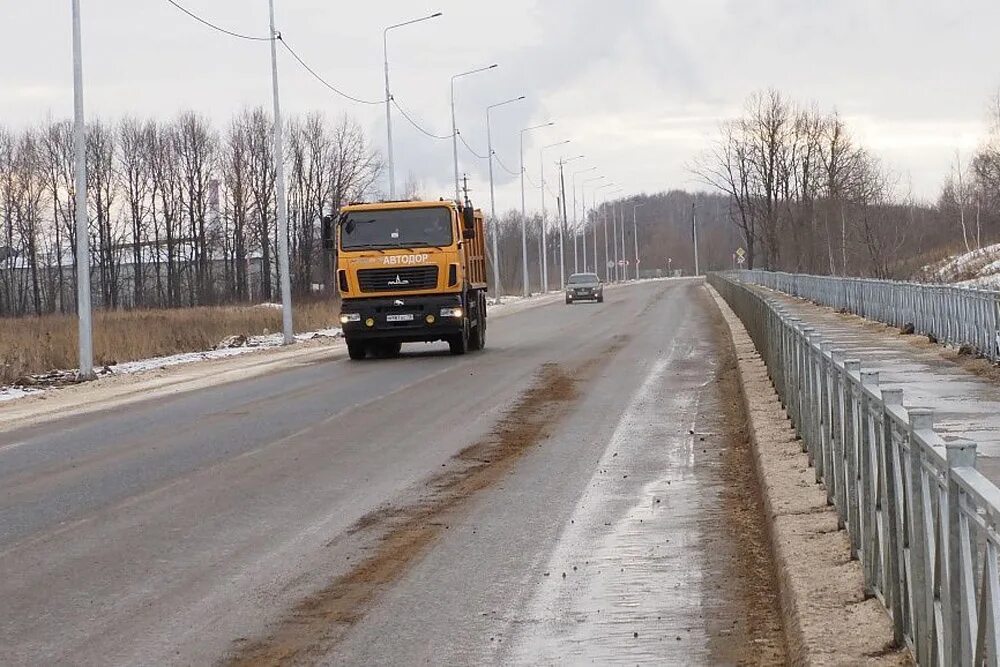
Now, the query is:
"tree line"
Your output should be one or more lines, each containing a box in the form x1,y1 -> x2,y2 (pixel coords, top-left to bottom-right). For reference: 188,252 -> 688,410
0,109 -> 381,317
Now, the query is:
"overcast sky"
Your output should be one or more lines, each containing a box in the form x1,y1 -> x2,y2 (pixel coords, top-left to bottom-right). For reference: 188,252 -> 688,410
4,0 -> 1000,210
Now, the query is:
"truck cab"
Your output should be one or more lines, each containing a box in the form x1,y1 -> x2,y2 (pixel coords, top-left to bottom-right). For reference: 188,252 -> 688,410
322,200 -> 488,360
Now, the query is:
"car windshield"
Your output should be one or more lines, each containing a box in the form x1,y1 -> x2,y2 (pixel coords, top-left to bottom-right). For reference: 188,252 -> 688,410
340,207 -> 453,250
568,273 -> 599,285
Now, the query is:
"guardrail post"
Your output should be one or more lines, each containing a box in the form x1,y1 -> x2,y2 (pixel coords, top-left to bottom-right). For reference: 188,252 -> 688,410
908,408 -> 934,663
880,388 -> 906,645
828,350 -> 846,504
802,327 -> 817,456
860,370 -> 879,586
842,359 -> 862,536
946,439 -> 977,666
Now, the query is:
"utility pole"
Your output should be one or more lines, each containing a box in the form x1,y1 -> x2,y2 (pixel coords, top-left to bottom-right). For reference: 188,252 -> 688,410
692,201 -> 700,276
572,166 -> 596,273
632,203 -> 645,280
383,12 -> 442,199
519,122 -> 553,296
611,202 -> 621,282
486,95 -> 524,301
619,202 -> 628,280
71,0 -> 93,378
603,203 -> 610,282
580,188 -> 587,272
452,64 -> 498,203
581,175 -> 603,272
558,162 -> 568,288
269,0 -> 294,344
539,140 -> 569,292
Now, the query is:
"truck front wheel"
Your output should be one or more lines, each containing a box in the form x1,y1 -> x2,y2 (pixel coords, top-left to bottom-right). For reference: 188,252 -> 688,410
347,340 -> 367,360
449,321 -> 469,355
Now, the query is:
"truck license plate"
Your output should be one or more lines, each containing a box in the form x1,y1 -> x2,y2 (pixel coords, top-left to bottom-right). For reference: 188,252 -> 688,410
386,313 -> 414,322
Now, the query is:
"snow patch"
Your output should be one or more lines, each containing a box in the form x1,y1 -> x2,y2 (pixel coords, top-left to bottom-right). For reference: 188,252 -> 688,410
925,242 -> 1000,287
0,327 -> 343,404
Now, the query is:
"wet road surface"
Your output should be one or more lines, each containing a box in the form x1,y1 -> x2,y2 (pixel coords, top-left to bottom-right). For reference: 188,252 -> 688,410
0,279 -> 784,666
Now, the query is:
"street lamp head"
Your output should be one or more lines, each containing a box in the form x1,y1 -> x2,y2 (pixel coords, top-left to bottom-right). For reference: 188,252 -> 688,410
517,95 -> 526,100
522,122 -> 552,134
454,63 -> 499,80
387,12 -> 443,32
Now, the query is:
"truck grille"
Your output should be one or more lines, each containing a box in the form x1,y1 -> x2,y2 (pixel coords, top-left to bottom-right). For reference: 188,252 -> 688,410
357,266 -> 439,292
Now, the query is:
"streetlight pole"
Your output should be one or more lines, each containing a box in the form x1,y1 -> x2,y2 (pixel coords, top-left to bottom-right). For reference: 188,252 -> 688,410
451,63 -> 498,203
383,12 -> 442,199
618,202 -> 628,281
632,203 -> 645,280
572,166 -> 597,273
555,155 -> 583,288
539,139 -> 569,291
268,0 -> 293,344
581,175 -> 604,272
692,202 -> 700,276
608,187 -> 623,281
486,95 -> 524,300
594,183 -> 614,280
71,0 -> 93,378
520,122 -> 553,296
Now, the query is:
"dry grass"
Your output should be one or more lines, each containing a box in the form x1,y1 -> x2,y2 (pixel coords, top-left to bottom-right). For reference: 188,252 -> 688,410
0,299 -> 339,384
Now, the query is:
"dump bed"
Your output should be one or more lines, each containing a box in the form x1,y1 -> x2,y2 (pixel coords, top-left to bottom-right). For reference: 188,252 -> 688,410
464,210 -> 487,290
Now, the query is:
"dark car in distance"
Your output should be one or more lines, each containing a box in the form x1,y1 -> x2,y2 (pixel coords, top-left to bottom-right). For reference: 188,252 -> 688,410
565,272 -> 604,304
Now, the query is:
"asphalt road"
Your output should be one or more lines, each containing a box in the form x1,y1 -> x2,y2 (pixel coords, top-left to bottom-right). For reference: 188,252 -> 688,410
0,278 -> 784,666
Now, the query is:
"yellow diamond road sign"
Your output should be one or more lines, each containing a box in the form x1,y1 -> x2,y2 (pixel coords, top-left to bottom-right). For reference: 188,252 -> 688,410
735,247 -> 746,259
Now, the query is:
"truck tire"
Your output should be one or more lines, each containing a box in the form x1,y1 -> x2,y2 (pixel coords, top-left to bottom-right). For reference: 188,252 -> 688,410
469,309 -> 484,351
347,341 -> 367,360
449,321 -> 469,355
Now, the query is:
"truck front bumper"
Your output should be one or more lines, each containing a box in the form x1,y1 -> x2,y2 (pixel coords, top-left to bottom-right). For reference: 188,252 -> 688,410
340,294 -> 465,343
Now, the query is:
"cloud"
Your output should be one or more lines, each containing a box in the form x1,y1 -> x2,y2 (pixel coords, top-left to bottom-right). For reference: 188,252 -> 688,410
4,0 -> 1000,204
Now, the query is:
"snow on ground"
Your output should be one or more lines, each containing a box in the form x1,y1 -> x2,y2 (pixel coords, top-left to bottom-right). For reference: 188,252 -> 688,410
0,328 -> 343,404
926,242 -> 1000,288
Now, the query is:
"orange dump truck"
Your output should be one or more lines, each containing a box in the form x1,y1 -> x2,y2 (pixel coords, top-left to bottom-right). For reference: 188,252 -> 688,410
322,199 -> 488,360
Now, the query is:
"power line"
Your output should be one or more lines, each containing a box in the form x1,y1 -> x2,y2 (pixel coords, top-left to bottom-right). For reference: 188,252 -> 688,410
165,0 -> 383,106
164,0 -> 273,41
279,39 -> 381,105
391,97 -> 452,140
457,130 -> 488,159
523,170 -> 539,188
493,153 -> 519,177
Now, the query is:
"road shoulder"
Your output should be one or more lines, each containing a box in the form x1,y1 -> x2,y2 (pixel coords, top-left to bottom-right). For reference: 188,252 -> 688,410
708,285 -> 911,666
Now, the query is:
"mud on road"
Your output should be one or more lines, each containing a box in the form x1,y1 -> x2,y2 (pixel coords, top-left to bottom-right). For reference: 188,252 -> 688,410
223,285 -> 787,666
224,342 -> 620,666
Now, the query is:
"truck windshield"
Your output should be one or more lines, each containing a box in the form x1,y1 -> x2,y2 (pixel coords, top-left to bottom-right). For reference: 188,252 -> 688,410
340,207 -> 453,250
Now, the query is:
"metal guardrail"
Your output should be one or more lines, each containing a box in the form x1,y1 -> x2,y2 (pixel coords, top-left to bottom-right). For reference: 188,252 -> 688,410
732,270 -> 1000,362
709,273 -> 1000,665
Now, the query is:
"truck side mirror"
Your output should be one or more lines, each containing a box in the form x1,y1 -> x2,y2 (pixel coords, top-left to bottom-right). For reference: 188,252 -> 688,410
321,215 -> 335,250
462,206 -> 476,240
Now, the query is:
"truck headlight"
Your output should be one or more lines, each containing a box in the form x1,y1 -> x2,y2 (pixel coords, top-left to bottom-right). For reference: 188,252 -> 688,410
339,313 -> 361,324
440,307 -> 463,318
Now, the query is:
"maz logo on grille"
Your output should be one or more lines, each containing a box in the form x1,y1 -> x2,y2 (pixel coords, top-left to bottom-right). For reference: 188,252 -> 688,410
358,266 -> 438,292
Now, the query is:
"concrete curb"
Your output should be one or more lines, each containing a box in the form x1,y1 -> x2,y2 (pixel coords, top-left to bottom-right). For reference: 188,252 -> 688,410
707,285 -> 911,666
